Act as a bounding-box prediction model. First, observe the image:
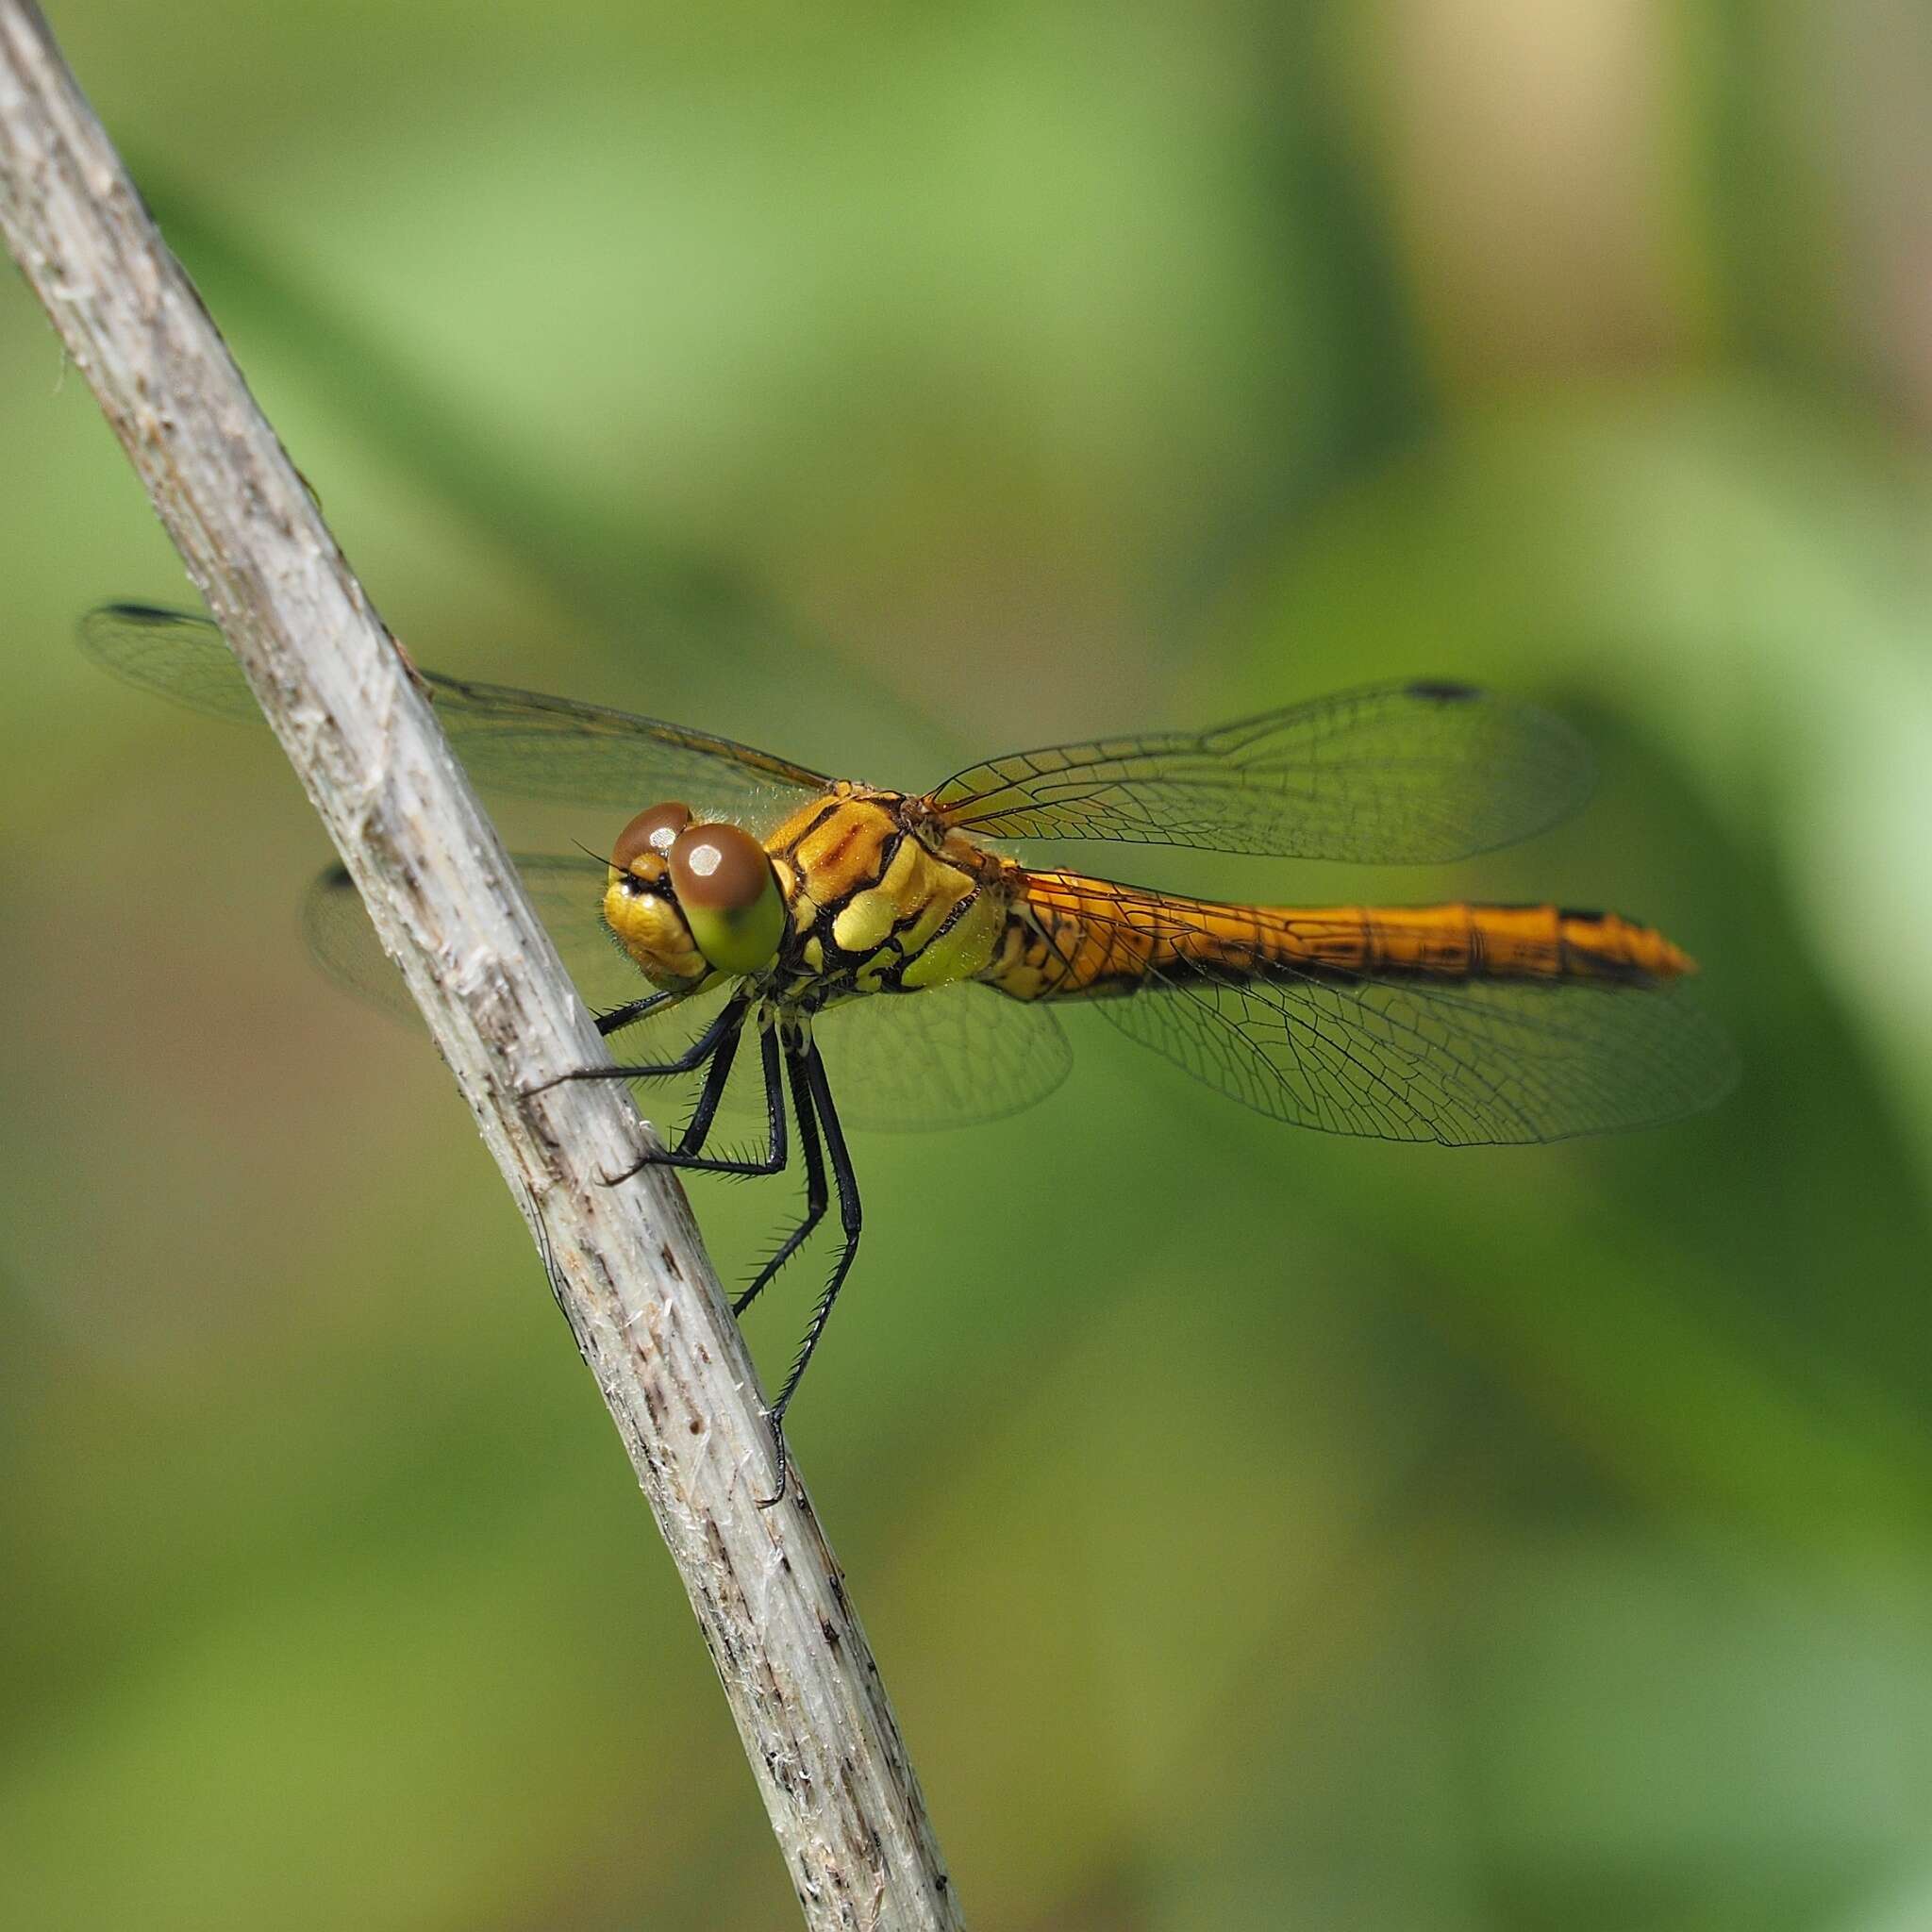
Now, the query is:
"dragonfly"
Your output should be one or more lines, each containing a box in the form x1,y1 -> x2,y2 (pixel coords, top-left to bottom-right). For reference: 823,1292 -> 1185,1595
82,602 -> 1733,1495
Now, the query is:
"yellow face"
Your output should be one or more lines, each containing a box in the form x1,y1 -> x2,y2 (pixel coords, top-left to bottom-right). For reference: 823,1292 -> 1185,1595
602,802 -> 786,990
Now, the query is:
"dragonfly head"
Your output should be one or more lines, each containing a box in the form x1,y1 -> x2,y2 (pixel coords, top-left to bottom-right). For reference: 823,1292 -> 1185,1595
604,802 -> 786,988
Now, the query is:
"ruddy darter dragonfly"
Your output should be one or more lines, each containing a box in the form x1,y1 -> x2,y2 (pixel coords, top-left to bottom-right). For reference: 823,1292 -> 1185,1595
82,605 -> 1733,1494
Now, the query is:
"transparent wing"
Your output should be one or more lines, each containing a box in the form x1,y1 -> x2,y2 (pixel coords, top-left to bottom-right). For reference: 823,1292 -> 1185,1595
300,867 -> 421,1025
591,983 -> 1072,1134
1092,972 -> 1734,1144
82,603 -> 831,825
78,602 -> 269,722
305,884 -> 768,1139
926,681 -> 1593,863
420,673 -> 827,823
810,988 -> 1072,1132
1021,882 -> 1734,1145
304,852 -> 643,1020
305,860 -> 1071,1133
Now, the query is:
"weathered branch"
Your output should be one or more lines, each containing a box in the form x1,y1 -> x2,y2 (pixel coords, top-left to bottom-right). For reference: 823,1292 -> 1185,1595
0,7 -> 961,1925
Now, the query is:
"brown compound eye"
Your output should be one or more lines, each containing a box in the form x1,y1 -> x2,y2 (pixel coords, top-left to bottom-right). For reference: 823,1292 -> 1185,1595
668,822 -> 769,910
668,822 -> 784,975
611,801 -> 692,873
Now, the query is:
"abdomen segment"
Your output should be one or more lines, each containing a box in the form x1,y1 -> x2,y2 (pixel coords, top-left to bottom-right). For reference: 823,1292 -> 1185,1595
986,873 -> 1695,1001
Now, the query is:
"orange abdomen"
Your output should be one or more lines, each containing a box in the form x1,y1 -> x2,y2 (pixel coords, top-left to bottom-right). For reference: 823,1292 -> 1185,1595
987,873 -> 1695,1002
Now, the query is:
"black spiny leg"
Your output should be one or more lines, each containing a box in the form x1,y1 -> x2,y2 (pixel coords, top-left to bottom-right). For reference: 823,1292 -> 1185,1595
543,990 -> 749,1089
733,1043 -> 828,1321
660,1014 -> 745,1162
595,989 -> 680,1037
759,1040 -> 862,1506
608,1012 -> 790,1185
545,995 -> 851,1507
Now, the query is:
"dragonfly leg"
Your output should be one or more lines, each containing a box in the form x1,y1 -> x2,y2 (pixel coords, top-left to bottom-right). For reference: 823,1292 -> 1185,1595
594,988 -> 681,1038
758,1040 -> 861,1507
658,1015 -> 744,1160
732,1044 -> 827,1320
540,991 -> 748,1089
608,1017 -> 790,1183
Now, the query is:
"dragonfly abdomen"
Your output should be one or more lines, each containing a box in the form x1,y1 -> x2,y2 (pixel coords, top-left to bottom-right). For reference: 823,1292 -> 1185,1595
990,875 -> 1695,1000
1310,903 -> 1694,984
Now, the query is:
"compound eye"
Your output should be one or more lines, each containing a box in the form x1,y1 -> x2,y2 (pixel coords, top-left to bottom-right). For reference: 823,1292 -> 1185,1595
668,822 -> 768,909
611,802 -> 692,874
668,822 -> 784,974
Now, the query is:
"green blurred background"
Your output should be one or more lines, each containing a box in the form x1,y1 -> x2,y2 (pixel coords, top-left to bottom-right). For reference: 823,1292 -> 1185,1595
5,5 -> 1932,1927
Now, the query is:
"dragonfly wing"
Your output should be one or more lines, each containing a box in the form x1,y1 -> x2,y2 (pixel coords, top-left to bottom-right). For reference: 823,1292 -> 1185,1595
1091,972 -> 1733,1144
810,986 -> 1073,1132
926,681 -> 1593,863
591,984 -> 1072,1134
82,604 -> 831,825
1022,882 -> 1734,1144
302,865 -> 416,1026
548,981 -> 1070,1137
304,853 -> 640,1024
79,602 -> 269,722
307,880 -> 760,1139
419,671 -> 829,821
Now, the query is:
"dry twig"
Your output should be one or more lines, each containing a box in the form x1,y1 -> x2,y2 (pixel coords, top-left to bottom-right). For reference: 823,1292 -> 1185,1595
0,6 -> 961,1924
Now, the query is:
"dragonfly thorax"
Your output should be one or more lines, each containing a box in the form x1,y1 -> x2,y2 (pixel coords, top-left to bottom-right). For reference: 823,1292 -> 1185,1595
761,791 -> 1010,1008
